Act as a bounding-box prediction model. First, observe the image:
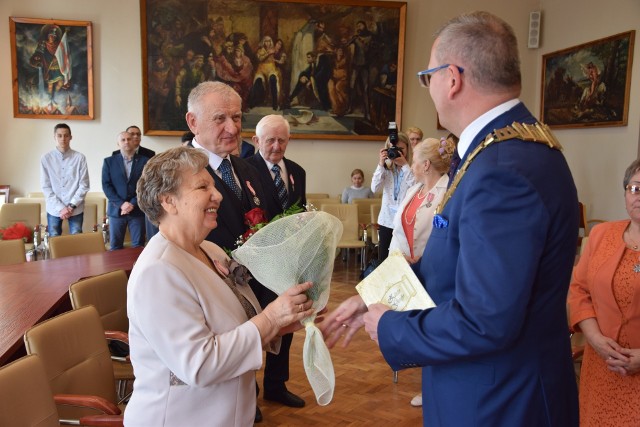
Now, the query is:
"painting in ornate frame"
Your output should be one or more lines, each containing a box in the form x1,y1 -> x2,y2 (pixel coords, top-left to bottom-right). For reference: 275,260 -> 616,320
540,30 -> 634,129
141,0 -> 407,140
9,17 -> 94,120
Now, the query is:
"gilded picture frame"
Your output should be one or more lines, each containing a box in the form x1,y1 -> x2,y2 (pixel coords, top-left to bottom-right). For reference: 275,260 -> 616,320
9,17 -> 94,120
540,30 -> 635,129
141,0 -> 407,140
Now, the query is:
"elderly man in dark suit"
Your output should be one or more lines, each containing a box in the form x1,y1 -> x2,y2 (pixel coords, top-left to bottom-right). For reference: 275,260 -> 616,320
184,81 -> 266,252
246,115 -> 306,219
102,131 -> 149,250
322,12 -> 579,427
245,114 -> 307,411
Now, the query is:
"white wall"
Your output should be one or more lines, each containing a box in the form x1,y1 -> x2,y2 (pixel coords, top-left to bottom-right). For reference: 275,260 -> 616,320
1,0 -> 638,222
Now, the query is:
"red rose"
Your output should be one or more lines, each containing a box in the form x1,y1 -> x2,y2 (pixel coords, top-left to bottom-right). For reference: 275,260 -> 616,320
244,208 -> 267,227
241,229 -> 254,241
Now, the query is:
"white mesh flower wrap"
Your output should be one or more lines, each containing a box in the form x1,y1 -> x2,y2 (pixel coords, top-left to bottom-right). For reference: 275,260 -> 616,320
232,211 -> 343,405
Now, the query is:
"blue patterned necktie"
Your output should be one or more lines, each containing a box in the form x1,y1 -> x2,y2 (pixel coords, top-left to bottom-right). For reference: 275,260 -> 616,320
218,158 -> 242,200
271,164 -> 288,209
447,149 -> 461,188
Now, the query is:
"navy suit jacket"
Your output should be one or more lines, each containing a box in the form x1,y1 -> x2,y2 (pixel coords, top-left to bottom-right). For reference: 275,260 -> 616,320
245,153 -> 307,220
112,146 -> 155,159
378,103 -> 579,426
102,153 -> 149,218
187,143 -> 266,251
240,140 -> 255,159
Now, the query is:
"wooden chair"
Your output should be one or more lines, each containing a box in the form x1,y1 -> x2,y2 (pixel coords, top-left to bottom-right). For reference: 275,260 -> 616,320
306,193 -> 330,199
308,197 -> 340,210
352,198 -> 380,226
321,203 -> 366,270
0,354 -> 122,427
24,306 -> 126,422
15,197 -> 47,228
0,239 -> 27,265
49,232 -> 106,259
0,202 -> 40,229
69,270 -> 133,400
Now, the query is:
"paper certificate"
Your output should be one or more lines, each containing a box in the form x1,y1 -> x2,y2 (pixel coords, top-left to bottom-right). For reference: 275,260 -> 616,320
356,252 -> 436,310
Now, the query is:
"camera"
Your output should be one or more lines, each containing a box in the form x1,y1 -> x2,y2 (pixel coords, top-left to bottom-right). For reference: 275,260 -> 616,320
385,122 -> 401,160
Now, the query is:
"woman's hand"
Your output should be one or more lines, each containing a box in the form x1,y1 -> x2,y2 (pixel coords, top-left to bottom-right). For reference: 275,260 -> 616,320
318,295 -> 367,348
378,148 -> 388,166
579,318 -> 629,364
251,282 -> 315,346
608,348 -> 640,376
393,151 -> 408,167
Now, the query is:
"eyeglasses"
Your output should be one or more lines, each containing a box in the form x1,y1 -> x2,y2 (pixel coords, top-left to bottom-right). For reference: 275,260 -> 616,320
417,64 -> 464,88
626,184 -> 640,195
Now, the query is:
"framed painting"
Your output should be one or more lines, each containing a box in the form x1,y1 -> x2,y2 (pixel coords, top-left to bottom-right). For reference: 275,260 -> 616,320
541,30 -> 634,129
141,0 -> 406,140
9,17 -> 94,120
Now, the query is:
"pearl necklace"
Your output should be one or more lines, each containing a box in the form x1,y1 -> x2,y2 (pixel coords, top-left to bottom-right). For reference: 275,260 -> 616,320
403,185 -> 435,225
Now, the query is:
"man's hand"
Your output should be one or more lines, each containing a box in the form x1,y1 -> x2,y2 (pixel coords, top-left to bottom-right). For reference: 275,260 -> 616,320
363,303 -> 391,344
318,295 -> 367,348
120,201 -> 134,216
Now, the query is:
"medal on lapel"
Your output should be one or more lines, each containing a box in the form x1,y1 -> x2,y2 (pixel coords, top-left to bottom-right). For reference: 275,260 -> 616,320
246,180 -> 261,206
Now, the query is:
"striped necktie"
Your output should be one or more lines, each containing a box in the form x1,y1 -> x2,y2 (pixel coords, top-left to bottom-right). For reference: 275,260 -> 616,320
271,164 -> 288,209
218,158 -> 242,200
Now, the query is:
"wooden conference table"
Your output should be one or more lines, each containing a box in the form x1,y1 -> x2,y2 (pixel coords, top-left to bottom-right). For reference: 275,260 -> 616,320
0,246 -> 143,365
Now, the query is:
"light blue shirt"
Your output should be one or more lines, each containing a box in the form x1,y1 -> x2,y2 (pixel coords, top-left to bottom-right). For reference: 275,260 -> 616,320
40,148 -> 90,216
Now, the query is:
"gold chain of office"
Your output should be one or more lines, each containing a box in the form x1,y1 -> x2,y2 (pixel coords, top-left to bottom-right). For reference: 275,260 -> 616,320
434,122 -> 563,215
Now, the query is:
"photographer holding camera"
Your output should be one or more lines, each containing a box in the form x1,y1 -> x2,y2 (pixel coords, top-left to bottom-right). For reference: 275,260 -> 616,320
371,123 -> 416,261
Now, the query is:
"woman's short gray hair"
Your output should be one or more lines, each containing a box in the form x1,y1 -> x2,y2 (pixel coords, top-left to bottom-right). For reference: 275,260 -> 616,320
137,146 -> 209,225
623,158 -> 640,190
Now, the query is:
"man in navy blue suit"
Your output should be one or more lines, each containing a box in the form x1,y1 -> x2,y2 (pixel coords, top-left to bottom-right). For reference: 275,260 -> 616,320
321,12 -> 579,426
102,131 -> 149,250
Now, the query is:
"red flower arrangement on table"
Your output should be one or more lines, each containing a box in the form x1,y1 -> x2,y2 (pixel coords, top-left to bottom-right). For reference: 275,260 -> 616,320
0,222 -> 32,242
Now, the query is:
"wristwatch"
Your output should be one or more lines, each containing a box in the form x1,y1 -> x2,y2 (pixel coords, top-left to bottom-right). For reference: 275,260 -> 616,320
67,203 -> 77,209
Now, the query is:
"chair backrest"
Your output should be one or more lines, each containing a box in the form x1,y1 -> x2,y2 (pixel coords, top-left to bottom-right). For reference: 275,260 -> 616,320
0,354 -> 59,427
15,197 -> 47,227
370,203 -> 381,245
27,191 -> 45,198
352,198 -> 380,225
69,270 -> 129,332
24,305 -> 117,419
49,232 -> 106,259
0,202 -> 40,229
0,239 -> 27,265
308,197 -> 340,210
306,193 -> 330,199
85,195 -> 106,224
321,203 -> 360,242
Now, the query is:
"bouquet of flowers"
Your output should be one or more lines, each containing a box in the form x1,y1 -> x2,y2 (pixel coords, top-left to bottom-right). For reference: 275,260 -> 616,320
232,211 -> 343,405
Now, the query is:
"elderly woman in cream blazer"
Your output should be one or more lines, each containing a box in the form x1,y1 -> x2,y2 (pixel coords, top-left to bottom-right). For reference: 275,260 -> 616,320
388,137 -> 453,264
125,147 -> 314,426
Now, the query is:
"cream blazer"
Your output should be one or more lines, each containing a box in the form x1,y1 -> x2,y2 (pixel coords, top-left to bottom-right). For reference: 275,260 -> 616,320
389,174 -> 448,259
125,234 -> 265,427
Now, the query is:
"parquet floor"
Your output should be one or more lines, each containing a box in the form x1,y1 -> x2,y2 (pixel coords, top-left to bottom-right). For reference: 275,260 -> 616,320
255,256 -> 423,426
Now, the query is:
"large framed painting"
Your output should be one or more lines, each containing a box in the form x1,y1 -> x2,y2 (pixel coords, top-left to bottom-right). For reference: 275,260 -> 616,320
9,17 -> 94,120
541,30 -> 635,129
141,0 -> 407,139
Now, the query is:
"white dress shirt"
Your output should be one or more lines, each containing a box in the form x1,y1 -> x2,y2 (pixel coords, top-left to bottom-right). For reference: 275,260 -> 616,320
40,148 -> 90,216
